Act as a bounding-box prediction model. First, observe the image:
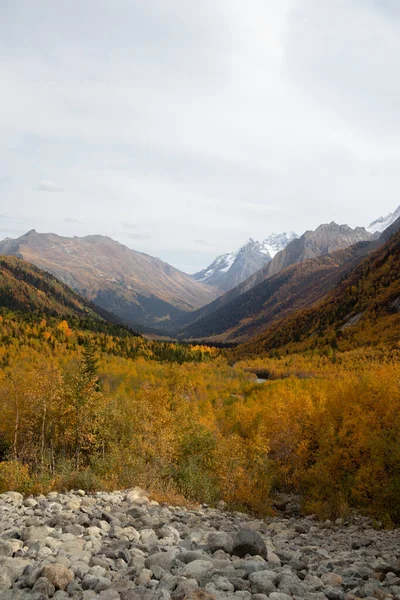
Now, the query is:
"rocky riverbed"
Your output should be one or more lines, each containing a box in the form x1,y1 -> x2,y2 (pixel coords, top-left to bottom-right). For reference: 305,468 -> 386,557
0,488 -> 400,600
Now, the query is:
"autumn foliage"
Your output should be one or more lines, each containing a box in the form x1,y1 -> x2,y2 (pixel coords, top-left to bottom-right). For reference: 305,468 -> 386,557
1,253 -> 400,525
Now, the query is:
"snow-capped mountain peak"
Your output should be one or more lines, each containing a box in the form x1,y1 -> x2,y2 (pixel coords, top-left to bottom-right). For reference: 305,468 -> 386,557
261,231 -> 299,258
367,205 -> 400,234
192,238 -> 272,292
193,233 -> 299,292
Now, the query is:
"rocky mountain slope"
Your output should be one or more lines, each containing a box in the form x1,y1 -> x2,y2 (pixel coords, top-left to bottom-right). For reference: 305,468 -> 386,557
176,223 -> 372,335
1,487 -> 400,599
0,255 -> 125,328
193,240 -> 272,293
261,232 -> 299,258
178,242 -> 372,343
193,234 -> 298,294
236,219 -> 400,357
367,204 -> 400,234
0,231 -> 219,330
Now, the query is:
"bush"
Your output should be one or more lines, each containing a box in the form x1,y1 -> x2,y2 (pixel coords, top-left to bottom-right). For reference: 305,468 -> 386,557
0,460 -> 33,494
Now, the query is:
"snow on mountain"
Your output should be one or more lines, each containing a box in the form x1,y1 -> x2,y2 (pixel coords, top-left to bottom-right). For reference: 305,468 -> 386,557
367,205 -> 400,234
193,239 -> 272,292
261,231 -> 299,258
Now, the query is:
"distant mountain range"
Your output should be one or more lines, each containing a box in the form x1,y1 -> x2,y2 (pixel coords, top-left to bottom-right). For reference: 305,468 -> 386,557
0,207 -> 398,335
176,222 -> 373,338
0,230 -> 219,329
193,232 -> 298,293
192,239 -> 272,293
236,216 -> 400,357
367,205 -> 400,234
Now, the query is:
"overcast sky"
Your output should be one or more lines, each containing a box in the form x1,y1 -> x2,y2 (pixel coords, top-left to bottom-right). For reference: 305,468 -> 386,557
1,0 -> 400,272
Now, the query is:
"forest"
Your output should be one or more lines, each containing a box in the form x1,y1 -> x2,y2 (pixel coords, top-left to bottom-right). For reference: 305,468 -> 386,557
0,306 -> 400,526
0,253 -> 400,527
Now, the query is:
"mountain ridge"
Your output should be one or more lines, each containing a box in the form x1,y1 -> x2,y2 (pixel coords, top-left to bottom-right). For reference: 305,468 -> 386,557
235,217 -> 400,357
0,230 -> 219,330
176,222 -> 373,335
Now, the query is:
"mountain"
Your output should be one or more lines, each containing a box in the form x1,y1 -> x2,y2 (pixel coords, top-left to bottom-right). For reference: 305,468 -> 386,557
193,233 -> 299,293
367,204 -> 400,234
261,231 -> 298,258
177,242 -> 372,342
176,222 -> 373,335
0,230 -> 219,329
0,255 -> 123,328
263,223 -> 372,280
235,218 -> 400,357
192,239 -> 272,293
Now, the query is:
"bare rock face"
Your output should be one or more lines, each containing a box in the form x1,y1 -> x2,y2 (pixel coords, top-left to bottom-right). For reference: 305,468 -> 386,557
193,239 -> 272,293
1,487 -> 400,599
179,222 -> 373,341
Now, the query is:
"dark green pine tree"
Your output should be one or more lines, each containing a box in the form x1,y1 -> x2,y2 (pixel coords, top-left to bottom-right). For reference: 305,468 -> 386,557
82,341 -> 100,390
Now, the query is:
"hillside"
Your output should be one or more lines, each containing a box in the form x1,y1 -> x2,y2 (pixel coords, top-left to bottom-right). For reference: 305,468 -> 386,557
176,222 -> 373,336
179,241 -> 372,342
236,222 -> 400,357
0,255 -> 112,325
0,230 -> 219,330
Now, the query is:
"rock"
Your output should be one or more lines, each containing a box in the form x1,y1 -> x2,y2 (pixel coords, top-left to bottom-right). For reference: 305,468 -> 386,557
0,540 -> 13,556
5,491 -> 23,503
0,556 -> 31,584
182,560 -> 214,580
32,576 -> 56,596
295,523 -> 310,534
126,487 -> 147,503
0,572 -> 12,591
136,568 -> 152,586
145,551 -> 176,571
182,591 -> 216,600
207,532 -> 233,554
40,564 -> 74,591
24,498 -> 39,508
231,529 -> 267,558
322,573 -> 343,587
249,570 -> 278,594
0,487 -> 399,600
172,579 -> 199,600
98,591 -> 121,600
21,526 -> 51,542
267,548 -> 281,567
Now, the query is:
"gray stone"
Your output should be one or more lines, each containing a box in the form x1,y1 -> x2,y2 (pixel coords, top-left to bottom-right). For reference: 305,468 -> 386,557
98,590 -> 121,600
248,570 -> 278,594
32,577 -> 56,597
182,559 -> 214,580
207,532 -> 233,554
232,529 -> 267,558
145,551 -> 176,571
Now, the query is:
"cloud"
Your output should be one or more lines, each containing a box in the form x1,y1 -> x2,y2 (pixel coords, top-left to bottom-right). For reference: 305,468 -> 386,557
193,239 -> 209,246
127,233 -> 151,241
37,180 -> 61,192
0,228 -> 26,236
64,217 -> 79,223
0,0 -> 399,269
123,222 -> 138,229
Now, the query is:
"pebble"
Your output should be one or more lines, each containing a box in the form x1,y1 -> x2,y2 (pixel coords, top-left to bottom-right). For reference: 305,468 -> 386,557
0,488 -> 400,599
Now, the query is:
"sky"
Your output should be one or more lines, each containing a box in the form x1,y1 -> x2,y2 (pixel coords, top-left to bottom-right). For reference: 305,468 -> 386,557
1,0 -> 400,273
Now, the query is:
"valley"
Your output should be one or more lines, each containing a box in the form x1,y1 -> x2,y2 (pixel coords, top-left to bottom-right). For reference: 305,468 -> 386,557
0,208 -> 400,600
